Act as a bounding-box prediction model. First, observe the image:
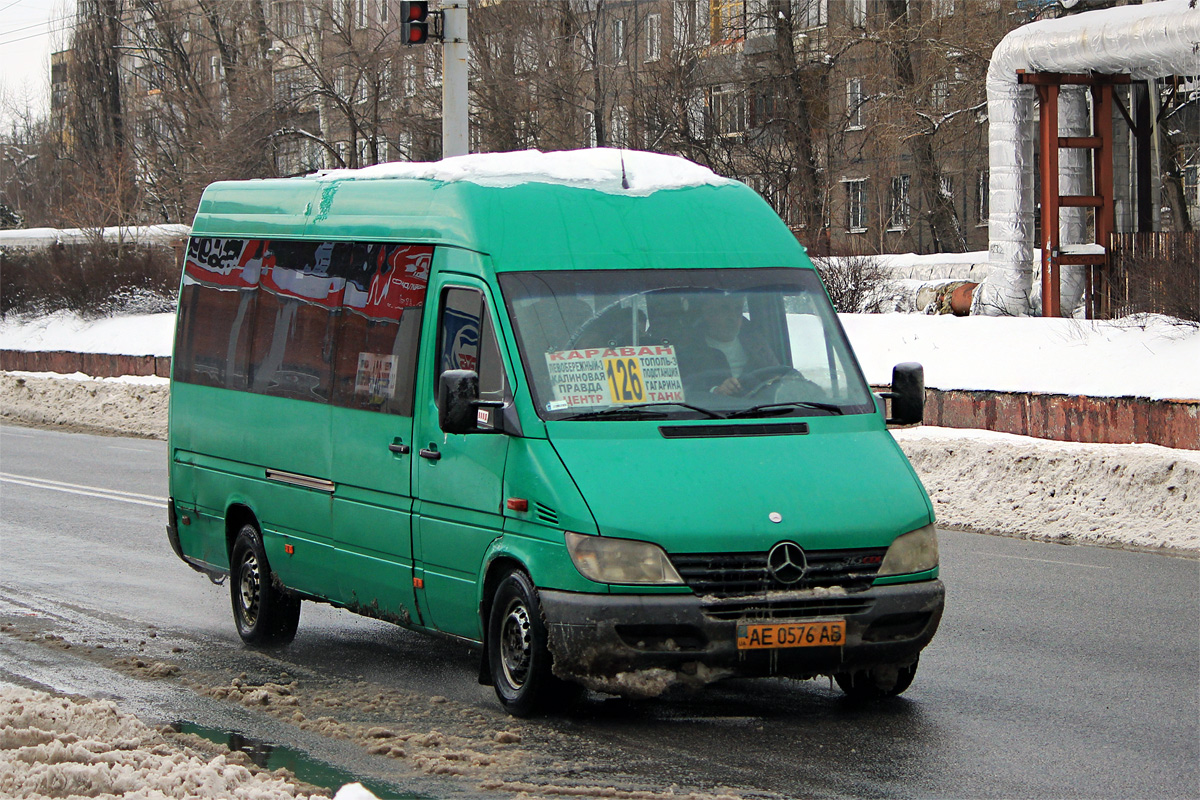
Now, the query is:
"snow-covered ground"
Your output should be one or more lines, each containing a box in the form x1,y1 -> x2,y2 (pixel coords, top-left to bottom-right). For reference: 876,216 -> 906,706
0,686 -> 379,799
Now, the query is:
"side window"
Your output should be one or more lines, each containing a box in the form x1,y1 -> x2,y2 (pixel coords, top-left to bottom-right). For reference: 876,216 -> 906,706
439,287 -> 507,400
249,240 -> 342,402
332,243 -> 431,415
174,237 -> 263,390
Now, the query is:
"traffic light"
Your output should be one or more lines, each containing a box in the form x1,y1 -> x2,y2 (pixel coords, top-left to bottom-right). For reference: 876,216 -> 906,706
399,1 -> 429,45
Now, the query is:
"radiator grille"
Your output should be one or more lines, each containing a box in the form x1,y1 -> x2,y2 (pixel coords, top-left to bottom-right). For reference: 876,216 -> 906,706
670,547 -> 887,598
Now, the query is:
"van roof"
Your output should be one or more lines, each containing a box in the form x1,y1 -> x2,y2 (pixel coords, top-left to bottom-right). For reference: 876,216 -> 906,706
189,149 -> 811,272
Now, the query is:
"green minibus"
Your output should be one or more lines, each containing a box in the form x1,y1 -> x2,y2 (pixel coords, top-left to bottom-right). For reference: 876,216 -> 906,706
166,150 -> 942,715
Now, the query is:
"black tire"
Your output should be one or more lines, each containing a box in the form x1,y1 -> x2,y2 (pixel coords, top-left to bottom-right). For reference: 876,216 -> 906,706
834,658 -> 918,700
487,570 -> 578,716
230,523 -> 300,647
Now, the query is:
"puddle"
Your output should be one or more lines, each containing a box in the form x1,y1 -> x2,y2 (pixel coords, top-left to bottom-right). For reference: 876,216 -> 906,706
173,721 -> 422,799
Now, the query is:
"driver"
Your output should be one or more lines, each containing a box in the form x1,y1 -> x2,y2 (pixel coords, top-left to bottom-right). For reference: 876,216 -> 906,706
679,292 -> 779,396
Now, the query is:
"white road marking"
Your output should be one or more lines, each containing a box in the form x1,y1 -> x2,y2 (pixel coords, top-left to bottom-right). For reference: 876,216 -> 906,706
0,472 -> 166,508
992,553 -> 1110,570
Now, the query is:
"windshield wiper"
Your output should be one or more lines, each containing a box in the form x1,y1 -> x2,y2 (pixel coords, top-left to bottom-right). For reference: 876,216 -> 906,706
559,402 -> 725,421
726,401 -> 845,419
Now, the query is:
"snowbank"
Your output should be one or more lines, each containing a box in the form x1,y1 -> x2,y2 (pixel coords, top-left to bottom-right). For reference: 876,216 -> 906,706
896,426 -> 1200,554
0,372 -> 169,438
0,687 -> 330,799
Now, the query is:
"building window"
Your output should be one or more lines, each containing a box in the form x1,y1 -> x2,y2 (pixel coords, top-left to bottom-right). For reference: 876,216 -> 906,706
355,0 -> 368,28
425,48 -> 442,88
849,0 -> 867,28
611,106 -> 630,147
330,0 -> 346,28
932,0 -> 955,18
646,13 -> 662,61
931,80 -> 949,111
940,175 -> 954,202
797,0 -> 827,28
403,62 -> 416,98
614,18 -> 626,64
846,77 -> 864,130
845,179 -> 867,232
710,83 -> 745,136
276,1 -> 304,38
889,175 -> 911,230
976,170 -> 989,225
585,111 -> 598,148
379,0 -> 388,24
673,1 -> 695,46
710,0 -> 744,44
210,56 -> 224,83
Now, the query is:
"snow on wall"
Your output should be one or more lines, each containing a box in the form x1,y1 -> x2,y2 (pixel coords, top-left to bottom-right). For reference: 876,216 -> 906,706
0,224 -> 190,248
977,0 -> 1200,316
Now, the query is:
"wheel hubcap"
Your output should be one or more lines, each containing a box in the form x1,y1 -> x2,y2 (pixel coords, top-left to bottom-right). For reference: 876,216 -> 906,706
239,552 -> 261,626
498,600 -> 532,689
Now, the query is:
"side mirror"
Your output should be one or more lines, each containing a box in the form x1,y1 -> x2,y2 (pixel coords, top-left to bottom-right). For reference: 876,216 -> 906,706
438,369 -> 480,434
883,362 -> 924,426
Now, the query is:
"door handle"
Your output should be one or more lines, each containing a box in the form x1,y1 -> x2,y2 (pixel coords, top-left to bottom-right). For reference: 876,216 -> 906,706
388,442 -> 411,454
419,446 -> 441,461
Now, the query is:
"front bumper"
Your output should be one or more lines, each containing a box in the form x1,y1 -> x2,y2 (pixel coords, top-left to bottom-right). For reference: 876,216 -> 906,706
540,580 -> 944,697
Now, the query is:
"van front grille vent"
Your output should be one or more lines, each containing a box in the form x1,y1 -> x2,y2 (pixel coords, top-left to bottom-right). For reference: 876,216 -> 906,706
702,596 -> 875,621
669,547 -> 887,598
534,502 -> 559,526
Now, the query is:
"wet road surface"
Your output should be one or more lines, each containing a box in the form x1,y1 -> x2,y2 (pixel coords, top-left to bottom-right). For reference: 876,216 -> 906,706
1,424 -> 1196,798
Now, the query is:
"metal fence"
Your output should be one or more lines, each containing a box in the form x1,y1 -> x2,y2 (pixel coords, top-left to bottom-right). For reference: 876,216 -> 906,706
1102,232 -> 1199,321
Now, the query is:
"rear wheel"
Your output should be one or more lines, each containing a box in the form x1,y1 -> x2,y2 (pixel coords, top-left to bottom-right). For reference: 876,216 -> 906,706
835,658 -> 918,700
488,570 -> 578,716
230,523 -> 300,646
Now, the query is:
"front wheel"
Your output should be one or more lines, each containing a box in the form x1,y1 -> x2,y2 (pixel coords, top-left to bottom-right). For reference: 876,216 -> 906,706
487,570 -> 578,716
834,658 -> 918,700
230,523 -> 301,647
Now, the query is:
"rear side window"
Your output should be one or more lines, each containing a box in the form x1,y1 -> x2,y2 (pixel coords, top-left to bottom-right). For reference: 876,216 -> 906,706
174,238 -> 265,390
176,237 -> 430,415
249,240 -> 342,402
331,243 -> 430,415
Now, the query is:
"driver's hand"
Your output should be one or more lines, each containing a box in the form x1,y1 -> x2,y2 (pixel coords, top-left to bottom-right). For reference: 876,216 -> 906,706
712,376 -> 742,396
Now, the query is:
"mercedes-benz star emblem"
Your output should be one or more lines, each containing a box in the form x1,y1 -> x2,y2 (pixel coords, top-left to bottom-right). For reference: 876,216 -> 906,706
767,541 -> 807,585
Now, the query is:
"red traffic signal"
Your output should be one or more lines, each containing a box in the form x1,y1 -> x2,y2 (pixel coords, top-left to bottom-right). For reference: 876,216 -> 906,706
399,1 -> 429,45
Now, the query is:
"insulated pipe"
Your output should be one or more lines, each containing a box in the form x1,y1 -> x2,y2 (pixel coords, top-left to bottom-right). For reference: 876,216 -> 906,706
1058,86 -> 1090,316
974,0 -> 1200,316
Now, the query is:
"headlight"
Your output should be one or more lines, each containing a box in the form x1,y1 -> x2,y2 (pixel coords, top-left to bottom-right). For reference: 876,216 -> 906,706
877,524 -> 939,576
565,532 -> 684,585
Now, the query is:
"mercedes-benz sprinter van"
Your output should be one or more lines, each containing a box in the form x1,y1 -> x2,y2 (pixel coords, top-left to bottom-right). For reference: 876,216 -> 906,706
166,150 -> 942,716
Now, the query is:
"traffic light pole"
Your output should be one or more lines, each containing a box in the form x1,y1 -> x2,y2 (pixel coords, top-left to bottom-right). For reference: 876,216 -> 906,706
442,3 -> 468,158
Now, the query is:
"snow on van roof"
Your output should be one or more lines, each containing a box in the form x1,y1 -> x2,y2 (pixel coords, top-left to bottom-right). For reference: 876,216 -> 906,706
307,148 -> 735,196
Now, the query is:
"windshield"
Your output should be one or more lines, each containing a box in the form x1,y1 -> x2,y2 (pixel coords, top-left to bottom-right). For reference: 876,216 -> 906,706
499,268 -> 876,420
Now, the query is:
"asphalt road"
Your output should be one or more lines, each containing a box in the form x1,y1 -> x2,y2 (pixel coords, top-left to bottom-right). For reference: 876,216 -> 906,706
1,424 -> 1197,799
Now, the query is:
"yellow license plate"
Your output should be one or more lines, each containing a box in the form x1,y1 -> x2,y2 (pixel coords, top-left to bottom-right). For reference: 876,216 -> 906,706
736,620 -> 846,650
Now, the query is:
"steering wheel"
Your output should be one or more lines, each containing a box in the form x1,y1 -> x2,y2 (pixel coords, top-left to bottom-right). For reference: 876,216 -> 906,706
739,366 -> 811,399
